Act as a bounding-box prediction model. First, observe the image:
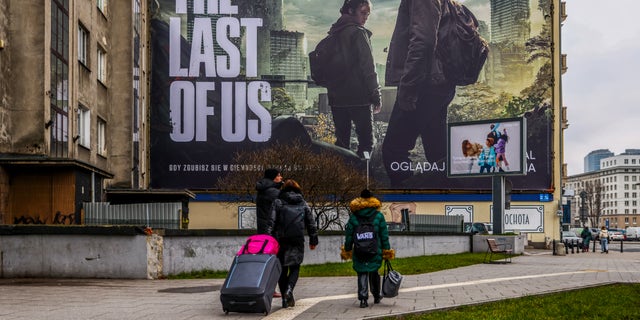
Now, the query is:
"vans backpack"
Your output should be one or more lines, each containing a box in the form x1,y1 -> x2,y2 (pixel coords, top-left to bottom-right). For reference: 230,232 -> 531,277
353,215 -> 378,260
437,0 -> 489,86
308,32 -> 346,88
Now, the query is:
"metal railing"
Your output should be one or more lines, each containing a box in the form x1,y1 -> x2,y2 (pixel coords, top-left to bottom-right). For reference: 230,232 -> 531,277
84,202 -> 182,229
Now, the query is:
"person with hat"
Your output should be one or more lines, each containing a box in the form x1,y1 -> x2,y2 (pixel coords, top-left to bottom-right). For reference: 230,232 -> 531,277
255,168 -> 283,235
255,168 -> 284,297
341,189 -> 394,308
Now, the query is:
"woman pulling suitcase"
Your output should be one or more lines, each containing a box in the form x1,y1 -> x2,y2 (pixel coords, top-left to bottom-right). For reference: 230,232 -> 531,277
269,179 -> 319,308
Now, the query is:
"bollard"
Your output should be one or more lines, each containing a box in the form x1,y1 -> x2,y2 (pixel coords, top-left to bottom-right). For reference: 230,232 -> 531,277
553,240 -> 566,256
570,240 -> 575,254
621,239 -> 624,253
552,239 -> 556,255
593,239 -> 596,252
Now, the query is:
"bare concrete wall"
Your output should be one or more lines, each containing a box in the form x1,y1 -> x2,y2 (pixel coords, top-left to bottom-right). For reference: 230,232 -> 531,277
161,234 -> 471,275
0,234 -> 148,278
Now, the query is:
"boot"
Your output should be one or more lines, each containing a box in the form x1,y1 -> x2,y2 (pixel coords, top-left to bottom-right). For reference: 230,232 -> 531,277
359,300 -> 368,308
286,287 -> 295,307
282,297 -> 288,309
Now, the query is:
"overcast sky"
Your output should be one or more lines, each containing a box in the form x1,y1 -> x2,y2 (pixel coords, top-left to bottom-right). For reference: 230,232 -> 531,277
562,0 -> 640,175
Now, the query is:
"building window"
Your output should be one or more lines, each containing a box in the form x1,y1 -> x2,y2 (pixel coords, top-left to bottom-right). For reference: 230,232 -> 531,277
50,0 -> 69,158
78,24 -> 89,66
97,47 -> 106,83
97,118 -> 107,156
78,106 -> 91,148
97,0 -> 107,15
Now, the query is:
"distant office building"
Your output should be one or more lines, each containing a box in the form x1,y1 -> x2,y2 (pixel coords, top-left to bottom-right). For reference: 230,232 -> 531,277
621,149 -> 640,155
566,151 -> 640,229
584,149 -> 614,173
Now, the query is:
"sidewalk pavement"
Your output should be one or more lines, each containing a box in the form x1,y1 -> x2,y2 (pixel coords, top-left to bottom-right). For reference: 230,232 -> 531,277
1,249 -> 639,320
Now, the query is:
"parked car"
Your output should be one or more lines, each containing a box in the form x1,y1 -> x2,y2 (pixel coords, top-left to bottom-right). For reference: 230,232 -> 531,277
609,229 -> 626,241
464,222 -> 493,235
387,222 -> 407,232
625,227 -> 640,241
561,231 -> 582,248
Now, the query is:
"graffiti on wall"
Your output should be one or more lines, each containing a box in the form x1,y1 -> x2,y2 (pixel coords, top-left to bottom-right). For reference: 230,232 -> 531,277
12,212 -> 76,225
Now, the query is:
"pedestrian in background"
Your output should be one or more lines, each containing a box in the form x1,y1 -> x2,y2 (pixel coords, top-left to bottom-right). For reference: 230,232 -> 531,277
599,226 -> 609,253
269,179 -> 319,308
580,227 -> 592,252
341,189 -> 394,308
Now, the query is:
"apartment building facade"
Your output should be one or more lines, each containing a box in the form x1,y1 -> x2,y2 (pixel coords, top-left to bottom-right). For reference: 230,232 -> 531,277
0,0 -> 150,225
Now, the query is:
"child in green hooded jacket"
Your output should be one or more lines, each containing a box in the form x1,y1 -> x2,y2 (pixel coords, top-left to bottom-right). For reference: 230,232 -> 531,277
342,189 -> 395,308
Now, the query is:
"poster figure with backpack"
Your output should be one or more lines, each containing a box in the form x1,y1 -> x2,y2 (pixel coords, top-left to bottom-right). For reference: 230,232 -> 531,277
381,0 -> 489,187
308,0 -> 382,159
341,189 -> 395,308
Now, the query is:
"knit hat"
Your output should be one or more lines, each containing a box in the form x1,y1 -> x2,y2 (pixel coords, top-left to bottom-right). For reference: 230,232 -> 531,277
360,189 -> 373,198
264,168 -> 281,180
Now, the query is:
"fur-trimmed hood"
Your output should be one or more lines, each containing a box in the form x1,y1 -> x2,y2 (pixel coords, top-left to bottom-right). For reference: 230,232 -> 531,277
349,196 -> 381,213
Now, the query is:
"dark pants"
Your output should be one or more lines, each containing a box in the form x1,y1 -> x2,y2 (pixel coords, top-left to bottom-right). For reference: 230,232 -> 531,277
357,271 -> 381,301
382,88 -> 455,187
331,105 -> 373,157
278,264 -> 300,295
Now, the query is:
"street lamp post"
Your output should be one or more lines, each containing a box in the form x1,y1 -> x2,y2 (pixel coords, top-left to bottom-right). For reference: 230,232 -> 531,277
363,151 -> 371,189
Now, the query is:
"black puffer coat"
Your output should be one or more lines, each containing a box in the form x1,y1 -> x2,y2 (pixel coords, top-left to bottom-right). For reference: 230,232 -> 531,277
270,190 -> 319,266
255,178 -> 282,234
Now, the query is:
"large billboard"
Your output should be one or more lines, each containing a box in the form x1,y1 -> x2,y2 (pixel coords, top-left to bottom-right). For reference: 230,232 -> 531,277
149,0 -> 554,191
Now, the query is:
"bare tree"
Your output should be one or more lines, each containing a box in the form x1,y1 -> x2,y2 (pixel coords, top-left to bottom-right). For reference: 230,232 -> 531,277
584,180 -> 603,227
215,141 -> 371,230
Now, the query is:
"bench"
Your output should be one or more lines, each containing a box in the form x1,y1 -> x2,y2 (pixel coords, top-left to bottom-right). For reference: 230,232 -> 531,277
484,238 -> 514,264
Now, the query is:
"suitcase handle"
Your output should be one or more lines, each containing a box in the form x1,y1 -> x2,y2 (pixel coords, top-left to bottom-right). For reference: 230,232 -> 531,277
242,238 -> 270,254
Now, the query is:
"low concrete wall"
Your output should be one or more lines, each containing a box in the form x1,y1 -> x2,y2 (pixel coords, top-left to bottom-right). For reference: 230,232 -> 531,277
162,233 -> 471,274
0,226 -> 471,279
0,227 -> 150,279
472,234 -> 526,254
